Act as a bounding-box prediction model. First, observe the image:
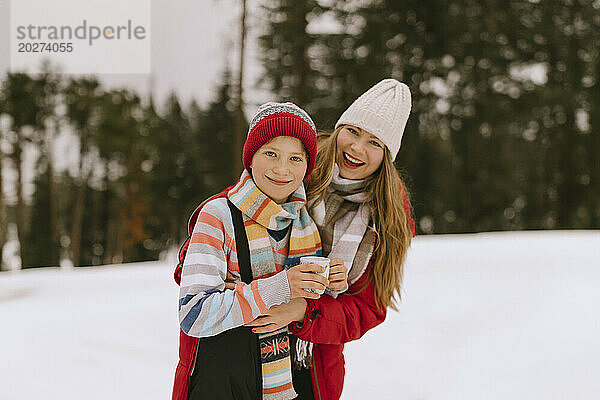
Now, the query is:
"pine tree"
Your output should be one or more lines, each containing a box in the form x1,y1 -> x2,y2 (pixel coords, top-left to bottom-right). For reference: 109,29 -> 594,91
25,156 -> 58,267
95,89 -> 154,263
0,92 -> 6,270
64,77 -> 102,266
259,0 -> 322,111
1,73 -> 42,266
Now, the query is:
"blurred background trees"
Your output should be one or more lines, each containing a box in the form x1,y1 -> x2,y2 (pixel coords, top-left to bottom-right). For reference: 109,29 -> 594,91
0,74 -> 239,269
259,0 -> 599,233
0,0 -> 598,269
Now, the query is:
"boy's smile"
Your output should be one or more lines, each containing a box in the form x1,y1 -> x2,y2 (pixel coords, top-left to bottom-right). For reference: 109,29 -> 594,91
265,176 -> 293,186
250,136 -> 308,203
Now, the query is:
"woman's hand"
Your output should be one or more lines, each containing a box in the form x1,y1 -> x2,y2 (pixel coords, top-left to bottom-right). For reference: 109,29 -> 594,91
286,263 -> 328,299
328,258 -> 348,291
245,298 -> 308,334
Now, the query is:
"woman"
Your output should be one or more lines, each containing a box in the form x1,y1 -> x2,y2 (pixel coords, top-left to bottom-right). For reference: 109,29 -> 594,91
245,79 -> 416,399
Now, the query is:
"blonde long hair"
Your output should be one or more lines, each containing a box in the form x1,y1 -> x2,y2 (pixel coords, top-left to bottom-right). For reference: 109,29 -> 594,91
306,127 -> 413,311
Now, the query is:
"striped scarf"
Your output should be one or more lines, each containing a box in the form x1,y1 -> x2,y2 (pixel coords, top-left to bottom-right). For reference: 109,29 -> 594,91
311,163 -> 376,290
228,170 -> 322,400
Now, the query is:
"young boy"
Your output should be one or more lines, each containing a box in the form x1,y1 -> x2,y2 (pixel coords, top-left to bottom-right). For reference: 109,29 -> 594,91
175,103 -> 337,400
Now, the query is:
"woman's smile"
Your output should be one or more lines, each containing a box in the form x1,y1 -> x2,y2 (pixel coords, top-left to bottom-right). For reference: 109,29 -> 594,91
341,152 -> 365,168
336,125 -> 385,179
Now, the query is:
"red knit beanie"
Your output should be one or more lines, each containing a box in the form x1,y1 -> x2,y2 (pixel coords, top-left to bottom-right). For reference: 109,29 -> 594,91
243,102 -> 317,177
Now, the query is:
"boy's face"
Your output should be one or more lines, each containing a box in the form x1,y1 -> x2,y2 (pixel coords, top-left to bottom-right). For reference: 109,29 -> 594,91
250,136 -> 308,204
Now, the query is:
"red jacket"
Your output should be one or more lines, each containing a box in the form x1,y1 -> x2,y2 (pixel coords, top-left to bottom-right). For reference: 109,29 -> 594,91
172,187 -> 414,400
288,261 -> 385,399
292,184 -> 415,399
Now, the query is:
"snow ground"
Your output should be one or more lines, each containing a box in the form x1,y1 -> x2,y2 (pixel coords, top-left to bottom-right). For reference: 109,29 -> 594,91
0,231 -> 598,400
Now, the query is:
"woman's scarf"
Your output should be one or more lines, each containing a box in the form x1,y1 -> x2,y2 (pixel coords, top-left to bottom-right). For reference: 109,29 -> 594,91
228,170 -> 322,400
311,163 -> 376,289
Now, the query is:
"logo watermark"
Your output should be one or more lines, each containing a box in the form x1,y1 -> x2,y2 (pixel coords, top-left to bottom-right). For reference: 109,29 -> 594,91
10,0 -> 151,74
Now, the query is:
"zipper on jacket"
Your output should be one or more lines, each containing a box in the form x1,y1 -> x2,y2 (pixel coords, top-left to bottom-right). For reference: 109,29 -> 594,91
311,345 -> 323,400
190,341 -> 199,375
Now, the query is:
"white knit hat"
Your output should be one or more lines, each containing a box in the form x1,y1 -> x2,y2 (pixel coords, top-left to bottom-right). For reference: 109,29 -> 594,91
335,79 -> 412,160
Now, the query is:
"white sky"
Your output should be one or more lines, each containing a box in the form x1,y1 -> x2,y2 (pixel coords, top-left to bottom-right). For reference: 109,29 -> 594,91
0,0 -> 270,110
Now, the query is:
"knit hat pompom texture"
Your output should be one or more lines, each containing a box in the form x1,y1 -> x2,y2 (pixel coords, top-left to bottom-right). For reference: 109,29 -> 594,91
335,79 -> 412,160
243,102 -> 318,177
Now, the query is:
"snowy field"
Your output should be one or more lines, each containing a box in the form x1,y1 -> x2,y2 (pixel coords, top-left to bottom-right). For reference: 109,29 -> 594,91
1,231 -> 598,400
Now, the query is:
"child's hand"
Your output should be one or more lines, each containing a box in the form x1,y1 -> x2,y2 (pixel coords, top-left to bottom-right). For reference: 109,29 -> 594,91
286,263 -> 328,299
328,258 -> 348,291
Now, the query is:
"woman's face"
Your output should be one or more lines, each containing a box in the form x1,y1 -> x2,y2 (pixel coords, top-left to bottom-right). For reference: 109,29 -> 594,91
336,125 -> 385,180
250,136 -> 308,203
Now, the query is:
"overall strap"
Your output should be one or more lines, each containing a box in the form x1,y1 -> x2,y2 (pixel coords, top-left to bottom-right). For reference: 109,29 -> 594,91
227,199 -> 253,284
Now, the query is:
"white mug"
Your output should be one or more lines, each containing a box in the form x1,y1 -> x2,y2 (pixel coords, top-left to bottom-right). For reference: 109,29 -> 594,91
299,256 -> 330,295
